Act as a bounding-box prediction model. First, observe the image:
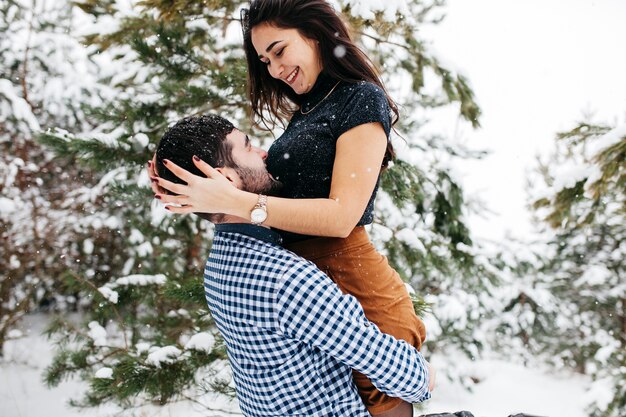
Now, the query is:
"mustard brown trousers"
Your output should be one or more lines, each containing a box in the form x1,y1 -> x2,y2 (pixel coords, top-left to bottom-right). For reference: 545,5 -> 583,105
285,226 -> 427,415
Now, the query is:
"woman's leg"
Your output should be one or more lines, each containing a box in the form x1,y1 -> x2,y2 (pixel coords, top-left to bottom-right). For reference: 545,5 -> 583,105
373,400 -> 413,417
286,227 -> 427,415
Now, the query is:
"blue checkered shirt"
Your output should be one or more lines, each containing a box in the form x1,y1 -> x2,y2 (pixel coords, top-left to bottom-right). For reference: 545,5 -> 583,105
204,223 -> 431,417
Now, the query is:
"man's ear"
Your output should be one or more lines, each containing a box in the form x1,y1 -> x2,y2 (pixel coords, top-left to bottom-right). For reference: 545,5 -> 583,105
215,167 -> 239,185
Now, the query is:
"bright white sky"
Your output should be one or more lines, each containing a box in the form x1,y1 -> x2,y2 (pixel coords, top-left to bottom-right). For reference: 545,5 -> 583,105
423,0 -> 626,241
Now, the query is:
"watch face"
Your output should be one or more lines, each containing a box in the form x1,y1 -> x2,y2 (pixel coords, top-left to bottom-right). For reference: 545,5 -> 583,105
251,208 -> 267,223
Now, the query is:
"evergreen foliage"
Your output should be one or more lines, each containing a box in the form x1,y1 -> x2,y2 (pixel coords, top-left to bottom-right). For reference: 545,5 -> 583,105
529,120 -> 626,417
0,0 -> 115,356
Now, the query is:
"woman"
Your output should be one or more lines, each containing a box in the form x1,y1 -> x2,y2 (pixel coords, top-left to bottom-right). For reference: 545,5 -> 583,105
151,1 -> 430,415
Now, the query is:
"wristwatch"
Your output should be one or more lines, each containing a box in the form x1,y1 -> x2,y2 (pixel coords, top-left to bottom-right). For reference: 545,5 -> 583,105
250,194 -> 268,225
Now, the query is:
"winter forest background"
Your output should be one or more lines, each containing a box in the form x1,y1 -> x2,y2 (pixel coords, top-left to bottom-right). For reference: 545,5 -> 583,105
1,0 -> 624,416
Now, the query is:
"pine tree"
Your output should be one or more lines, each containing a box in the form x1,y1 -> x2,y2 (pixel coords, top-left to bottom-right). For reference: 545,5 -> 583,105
38,0 -> 499,412
529,120 -> 626,417
0,0 -> 114,356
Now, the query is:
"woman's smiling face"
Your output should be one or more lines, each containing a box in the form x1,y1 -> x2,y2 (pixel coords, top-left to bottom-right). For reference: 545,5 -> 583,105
251,23 -> 323,95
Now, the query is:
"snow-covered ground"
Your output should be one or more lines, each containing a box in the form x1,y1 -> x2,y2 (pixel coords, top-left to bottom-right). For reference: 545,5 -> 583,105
2,314 -> 590,417
422,356 -> 590,417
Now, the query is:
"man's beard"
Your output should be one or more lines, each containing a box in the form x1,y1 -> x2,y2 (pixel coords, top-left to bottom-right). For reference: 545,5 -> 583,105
235,165 -> 283,196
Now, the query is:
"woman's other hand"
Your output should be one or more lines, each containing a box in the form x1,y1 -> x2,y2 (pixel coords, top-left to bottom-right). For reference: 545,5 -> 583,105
147,155 -> 167,194
427,362 -> 436,392
151,156 -> 240,215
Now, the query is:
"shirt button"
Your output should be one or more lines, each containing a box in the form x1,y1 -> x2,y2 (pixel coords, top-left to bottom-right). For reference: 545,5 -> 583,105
362,319 -> 370,327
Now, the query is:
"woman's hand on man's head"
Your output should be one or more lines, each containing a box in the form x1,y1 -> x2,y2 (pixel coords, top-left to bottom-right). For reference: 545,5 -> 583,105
149,156 -> 240,216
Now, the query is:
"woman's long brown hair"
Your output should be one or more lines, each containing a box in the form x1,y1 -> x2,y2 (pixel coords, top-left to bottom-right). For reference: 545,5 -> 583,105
242,0 -> 397,166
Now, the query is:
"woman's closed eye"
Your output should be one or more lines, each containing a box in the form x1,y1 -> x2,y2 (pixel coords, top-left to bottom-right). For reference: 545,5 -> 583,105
261,48 -> 284,66
262,48 -> 285,65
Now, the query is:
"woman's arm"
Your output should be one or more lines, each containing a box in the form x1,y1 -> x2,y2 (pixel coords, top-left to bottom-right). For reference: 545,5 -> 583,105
265,121 -> 387,237
154,122 -> 387,238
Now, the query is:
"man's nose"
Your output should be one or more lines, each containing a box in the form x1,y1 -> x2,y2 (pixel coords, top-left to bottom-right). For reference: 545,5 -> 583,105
254,147 -> 268,160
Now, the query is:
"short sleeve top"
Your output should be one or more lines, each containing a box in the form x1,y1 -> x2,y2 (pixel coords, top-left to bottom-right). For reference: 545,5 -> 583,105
266,72 -> 392,243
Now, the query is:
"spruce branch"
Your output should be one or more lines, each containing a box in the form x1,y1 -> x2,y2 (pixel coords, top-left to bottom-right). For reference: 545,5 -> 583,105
38,130 -> 139,171
355,30 -> 416,51
67,271 -> 129,350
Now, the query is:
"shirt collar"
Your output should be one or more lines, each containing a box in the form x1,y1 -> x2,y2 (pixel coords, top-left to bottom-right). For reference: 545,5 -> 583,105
215,223 -> 283,246
300,71 -> 338,113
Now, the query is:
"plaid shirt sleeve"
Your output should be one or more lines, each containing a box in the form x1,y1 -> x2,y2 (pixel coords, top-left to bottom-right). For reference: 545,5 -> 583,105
275,260 -> 431,404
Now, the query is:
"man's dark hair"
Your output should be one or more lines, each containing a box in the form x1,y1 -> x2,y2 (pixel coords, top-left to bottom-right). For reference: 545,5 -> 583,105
156,114 -> 237,222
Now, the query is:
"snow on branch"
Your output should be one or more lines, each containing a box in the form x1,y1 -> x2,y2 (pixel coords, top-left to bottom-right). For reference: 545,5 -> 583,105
146,345 -> 183,368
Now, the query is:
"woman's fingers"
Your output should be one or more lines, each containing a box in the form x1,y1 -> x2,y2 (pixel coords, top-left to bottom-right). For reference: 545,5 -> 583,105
192,155 -> 221,178
149,157 -> 206,216
150,178 -> 166,194
152,176 -> 188,195
155,193 -> 189,206
146,159 -> 163,194
147,157 -> 169,194
164,204 -> 195,214
149,177 -> 161,194
153,190 -> 195,214
162,159 -> 197,183
150,157 -> 228,216
147,159 -> 156,177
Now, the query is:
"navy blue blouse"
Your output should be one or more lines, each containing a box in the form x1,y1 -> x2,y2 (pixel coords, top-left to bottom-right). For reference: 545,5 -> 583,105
266,72 -> 392,243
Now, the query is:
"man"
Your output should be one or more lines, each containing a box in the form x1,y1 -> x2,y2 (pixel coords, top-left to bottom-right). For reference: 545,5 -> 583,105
151,115 -> 433,417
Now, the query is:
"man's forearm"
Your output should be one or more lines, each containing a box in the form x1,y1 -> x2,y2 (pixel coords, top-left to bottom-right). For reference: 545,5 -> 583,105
277,264 -> 431,403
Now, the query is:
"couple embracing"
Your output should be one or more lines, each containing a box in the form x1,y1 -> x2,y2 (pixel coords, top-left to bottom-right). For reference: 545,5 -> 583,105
149,0 -> 435,416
